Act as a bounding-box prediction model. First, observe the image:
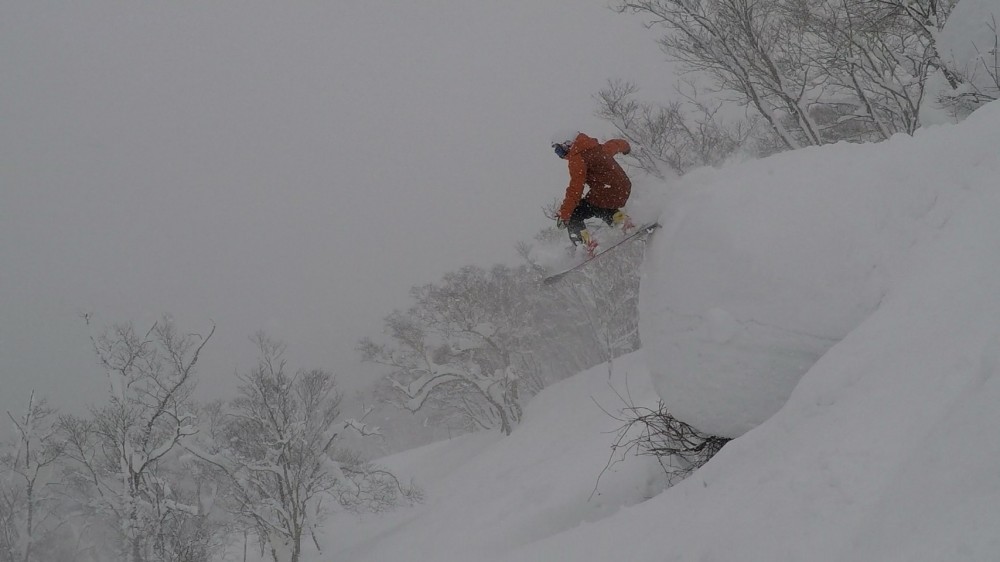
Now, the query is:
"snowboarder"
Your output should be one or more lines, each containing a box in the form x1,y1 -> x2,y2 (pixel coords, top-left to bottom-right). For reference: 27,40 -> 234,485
551,130 -> 634,256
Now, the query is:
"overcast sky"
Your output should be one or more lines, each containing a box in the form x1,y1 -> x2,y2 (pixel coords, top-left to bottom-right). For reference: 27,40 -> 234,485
0,2 -> 675,417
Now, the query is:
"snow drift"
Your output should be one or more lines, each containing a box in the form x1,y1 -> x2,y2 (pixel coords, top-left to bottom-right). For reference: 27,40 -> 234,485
637,0 -> 1000,440
325,98 -> 1000,562
326,353 -> 666,561
638,131 -> 961,437
512,100 -> 1000,562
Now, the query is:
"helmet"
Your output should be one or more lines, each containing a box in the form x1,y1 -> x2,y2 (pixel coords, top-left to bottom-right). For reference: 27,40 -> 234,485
550,129 -> 579,158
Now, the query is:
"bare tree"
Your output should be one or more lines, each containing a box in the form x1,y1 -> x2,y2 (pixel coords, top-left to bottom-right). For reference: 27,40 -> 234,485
185,334 -> 416,562
787,0 -> 961,138
596,79 -> 760,176
360,265 -> 544,435
59,317 -> 214,562
55,415 -> 108,562
357,233 -> 648,447
0,482 -> 22,562
617,0 -> 824,150
0,392 -> 63,562
938,13 -> 1000,118
883,0 -> 960,87
519,223 -> 649,374
613,0 -> 961,149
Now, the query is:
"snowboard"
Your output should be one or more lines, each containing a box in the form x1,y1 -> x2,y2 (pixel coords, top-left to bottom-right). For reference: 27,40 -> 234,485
542,222 -> 660,285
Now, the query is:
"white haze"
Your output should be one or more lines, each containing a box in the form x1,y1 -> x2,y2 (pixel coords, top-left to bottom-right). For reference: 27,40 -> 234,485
0,2 -> 674,416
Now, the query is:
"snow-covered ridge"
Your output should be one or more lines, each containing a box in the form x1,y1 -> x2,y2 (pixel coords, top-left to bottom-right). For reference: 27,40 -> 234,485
640,109 -> 994,437
516,100 -> 1000,561
328,100 -> 1000,561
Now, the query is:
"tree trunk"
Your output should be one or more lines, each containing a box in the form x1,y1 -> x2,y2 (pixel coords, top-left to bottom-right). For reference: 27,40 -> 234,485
291,521 -> 302,562
132,536 -> 143,562
129,484 -> 143,562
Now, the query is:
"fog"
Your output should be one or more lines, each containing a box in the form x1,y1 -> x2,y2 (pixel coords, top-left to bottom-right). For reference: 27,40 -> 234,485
0,2 -> 673,416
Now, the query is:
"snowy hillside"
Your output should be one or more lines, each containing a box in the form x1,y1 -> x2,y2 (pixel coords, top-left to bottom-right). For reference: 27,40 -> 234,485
517,101 -> 1000,562
326,353 -> 665,561
316,99 -> 1000,562
639,114 -> 995,437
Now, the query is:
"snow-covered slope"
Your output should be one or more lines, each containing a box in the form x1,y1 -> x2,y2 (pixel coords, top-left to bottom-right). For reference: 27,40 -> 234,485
511,107 -> 1000,562
324,100 -> 1000,562
513,115 -> 1000,562
639,117 -> 997,437
325,352 -> 666,561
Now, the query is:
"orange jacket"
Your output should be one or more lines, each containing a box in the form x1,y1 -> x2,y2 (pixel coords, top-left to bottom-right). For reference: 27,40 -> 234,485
558,133 -> 632,221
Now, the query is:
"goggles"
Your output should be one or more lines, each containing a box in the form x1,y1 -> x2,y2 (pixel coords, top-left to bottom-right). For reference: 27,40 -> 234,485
552,142 -> 571,158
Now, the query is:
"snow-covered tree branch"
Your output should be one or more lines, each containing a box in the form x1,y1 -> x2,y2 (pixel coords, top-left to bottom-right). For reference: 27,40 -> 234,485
184,333 -> 416,562
57,316 -> 216,562
361,265 -> 547,435
612,0 -> 961,155
1,392 -> 63,562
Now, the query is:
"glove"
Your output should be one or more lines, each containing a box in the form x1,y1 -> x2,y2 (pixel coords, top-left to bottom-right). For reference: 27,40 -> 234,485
556,217 -> 567,230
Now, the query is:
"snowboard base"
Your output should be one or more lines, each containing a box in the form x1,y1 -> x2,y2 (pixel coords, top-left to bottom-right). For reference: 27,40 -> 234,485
542,223 -> 660,285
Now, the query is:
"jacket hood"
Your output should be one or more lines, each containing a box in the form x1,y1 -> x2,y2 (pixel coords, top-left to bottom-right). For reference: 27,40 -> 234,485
568,133 -> 599,155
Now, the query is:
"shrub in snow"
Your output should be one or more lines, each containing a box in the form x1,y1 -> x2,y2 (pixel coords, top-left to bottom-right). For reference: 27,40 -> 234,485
602,397 -> 729,486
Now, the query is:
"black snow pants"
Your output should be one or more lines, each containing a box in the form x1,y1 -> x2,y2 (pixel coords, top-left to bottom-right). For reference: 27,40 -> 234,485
567,199 -> 618,244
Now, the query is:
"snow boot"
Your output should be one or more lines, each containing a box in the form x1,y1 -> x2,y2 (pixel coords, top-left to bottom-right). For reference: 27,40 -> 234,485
580,229 -> 598,258
613,210 -> 635,232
